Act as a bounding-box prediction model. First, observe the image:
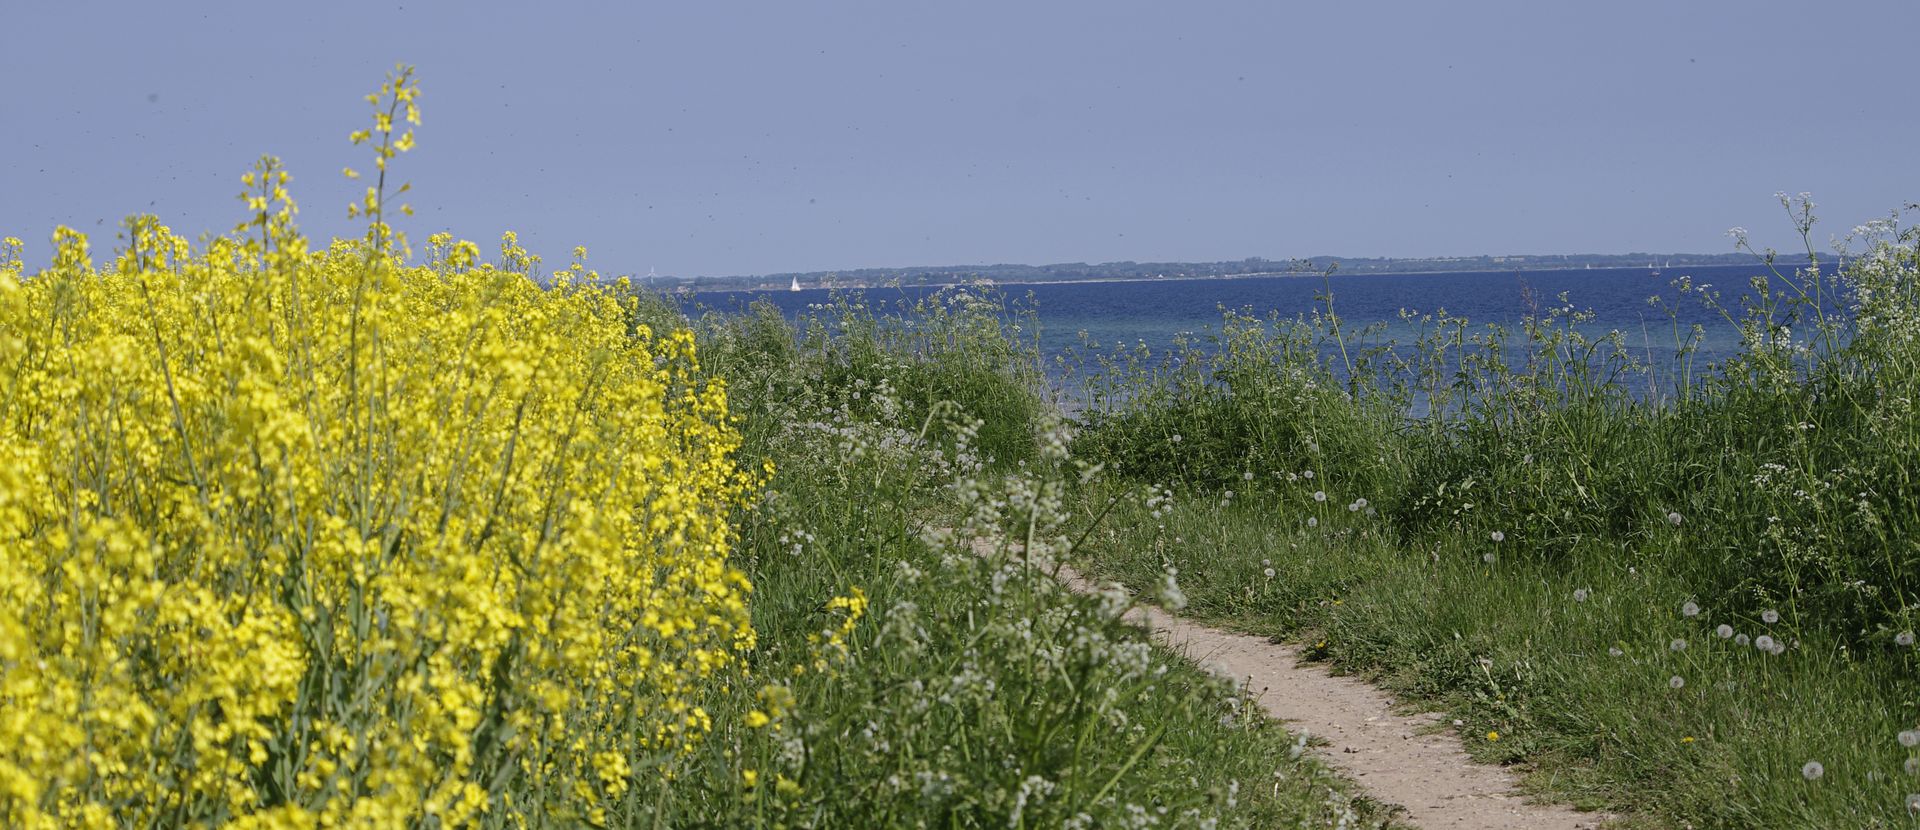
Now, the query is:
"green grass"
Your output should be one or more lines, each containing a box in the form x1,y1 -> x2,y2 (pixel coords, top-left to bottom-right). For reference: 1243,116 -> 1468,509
1065,213 -> 1920,827
1071,484 -> 1920,827
620,285 -> 1396,827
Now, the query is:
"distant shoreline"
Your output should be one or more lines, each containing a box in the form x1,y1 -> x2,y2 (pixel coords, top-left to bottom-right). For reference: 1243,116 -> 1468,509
683,260 -> 1784,294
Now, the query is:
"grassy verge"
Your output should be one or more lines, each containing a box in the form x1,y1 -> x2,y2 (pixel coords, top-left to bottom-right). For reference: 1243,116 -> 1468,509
1068,212 -> 1920,827
636,289 -> 1399,827
1072,484 -> 1919,827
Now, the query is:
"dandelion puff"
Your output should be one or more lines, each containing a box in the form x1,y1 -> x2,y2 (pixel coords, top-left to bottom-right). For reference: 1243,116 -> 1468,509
1303,470 -> 1315,480
1755,635 -> 1777,652
1666,511 -> 1684,527
1802,760 -> 1824,781
1907,757 -> 1920,776
1313,491 -> 1327,503
1681,601 -> 1700,618
1907,793 -> 1920,814
1898,631 -> 1916,647
1263,568 -> 1276,579
1355,497 -> 1369,509
1762,609 -> 1780,624
1734,633 -> 1750,647
1716,624 -> 1734,639
1899,730 -> 1920,748
1670,638 -> 1688,652
1573,588 -> 1590,603
1483,552 -> 1497,564
1261,559 -> 1271,567
1307,517 -> 1318,528
1669,675 -> 1685,689
1608,646 -> 1624,657
1490,531 -> 1505,543
1348,501 -> 1361,512
1242,471 -> 1254,481
1171,434 -> 1183,444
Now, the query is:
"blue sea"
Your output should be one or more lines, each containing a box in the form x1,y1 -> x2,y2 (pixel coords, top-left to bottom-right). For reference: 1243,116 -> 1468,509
689,263 -> 1837,383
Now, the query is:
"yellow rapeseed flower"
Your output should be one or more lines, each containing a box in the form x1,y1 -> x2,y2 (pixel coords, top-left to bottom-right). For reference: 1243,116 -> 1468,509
0,164 -> 756,827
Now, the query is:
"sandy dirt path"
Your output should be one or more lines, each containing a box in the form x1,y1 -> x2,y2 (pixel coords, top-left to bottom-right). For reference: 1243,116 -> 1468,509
1048,557 -> 1610,829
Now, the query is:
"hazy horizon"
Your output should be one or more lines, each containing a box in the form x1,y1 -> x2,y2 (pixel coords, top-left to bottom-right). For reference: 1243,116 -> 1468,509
5,2 -> 1917,277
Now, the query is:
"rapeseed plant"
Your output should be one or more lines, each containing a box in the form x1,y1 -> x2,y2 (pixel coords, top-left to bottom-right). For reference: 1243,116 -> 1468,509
0,68 -> 758,827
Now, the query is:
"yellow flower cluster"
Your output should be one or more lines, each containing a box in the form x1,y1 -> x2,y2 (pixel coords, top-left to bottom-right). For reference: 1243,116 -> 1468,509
0,194 -> 756,825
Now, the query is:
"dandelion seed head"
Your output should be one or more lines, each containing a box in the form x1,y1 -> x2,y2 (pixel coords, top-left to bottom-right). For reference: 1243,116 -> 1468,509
1907,757 -> 1920,776
1716,624 -> 1734,638
1670,638 -> 1688,652
1666,511 -> 1684,527
1242,471 -> 1254,481
1762,609 -> 1780,624
1898,631 -> 1915,647
1573,588 -> 1590,603
1303,470 -> 1315,480
1306,517 -> 1318,528
1263,568 -> 1276,579
1681,601 -> 1700,618
1312,491 -> 1327,503
1899,730 -> 1920,748
1483,552 -> 1496,564
1907,793 -> 1920,814
1608,646 -> 1624,657
1490,531 -> 1505,543
1669,675 -> 1685,689
1755,635 -> 1777,652
1802,760 -> 1824,781
1261,559 -> 1271,567
1734,633 -> 1750,646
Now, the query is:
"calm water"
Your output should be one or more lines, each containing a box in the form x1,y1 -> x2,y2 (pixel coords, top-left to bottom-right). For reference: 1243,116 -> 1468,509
690,263 -> 1833,380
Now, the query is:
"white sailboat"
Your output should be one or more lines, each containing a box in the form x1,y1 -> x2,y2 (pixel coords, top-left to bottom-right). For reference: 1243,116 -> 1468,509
789,276 -> 802,292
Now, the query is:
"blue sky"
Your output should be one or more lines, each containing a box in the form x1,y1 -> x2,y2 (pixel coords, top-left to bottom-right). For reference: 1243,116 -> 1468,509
4,1 -> 1915,277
